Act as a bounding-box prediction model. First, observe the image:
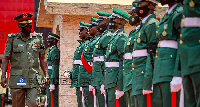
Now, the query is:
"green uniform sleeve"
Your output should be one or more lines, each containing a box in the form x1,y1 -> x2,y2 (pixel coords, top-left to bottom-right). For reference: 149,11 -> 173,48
4,35 -> 13,57
173,8 -> 183,77
143,21 -> 158,90
50,49 -> 60,84
116,35 -> 128,91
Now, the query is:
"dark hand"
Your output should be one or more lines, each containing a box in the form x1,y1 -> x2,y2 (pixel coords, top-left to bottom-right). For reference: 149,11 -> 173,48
1,75 -> 7,88
1,94 -> 5,99
43,78 -> 49,87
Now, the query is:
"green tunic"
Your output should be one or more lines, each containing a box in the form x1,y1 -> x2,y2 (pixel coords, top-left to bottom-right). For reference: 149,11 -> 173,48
123,28 -> 138,92
131,14 -> 159,96
78,35 -> 101,87
4,33 -> 45,88
71,40 -> 85,88
105,28 -> 128,91
180,0 -> 200,76
91,29 -> 113,87
47,45 -> 60,85
153,3 -> 183,84
47,45 -> 60,107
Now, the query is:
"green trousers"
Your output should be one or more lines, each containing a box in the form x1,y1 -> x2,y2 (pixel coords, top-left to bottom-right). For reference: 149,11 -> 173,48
76,87 -> 83,107
152,82 -> 180,107
133,93 -> 147,107
95,86 -> 105,107
106,87 -> 128,107
11,88 -> 40,107
46,84 -> 58,107
125,89 -> 134,107
183,72 -> 200,107
83,86 -> 94,107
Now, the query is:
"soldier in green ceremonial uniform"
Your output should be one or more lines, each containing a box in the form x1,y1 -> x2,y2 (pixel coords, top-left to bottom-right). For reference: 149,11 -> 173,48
104,8 -> 129,107
1,13 -> 49,107
180,0 -> 200,106
123,3 -> 141,107
130,0 -> 159,107
46,32 -> 60,107
71,22 -> 89,107
150,0 -> 183,107
79,17 -> 100,107
91,12 -> 112,107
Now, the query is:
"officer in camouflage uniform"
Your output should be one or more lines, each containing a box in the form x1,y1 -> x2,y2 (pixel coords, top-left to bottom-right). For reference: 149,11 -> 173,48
46,32 -> 60,107
79,17 -> 100,107
130,0 -> 159,107
91,12 -> 112,107
180,0 -> 200,106
151,0 -> 183,107
1,13 -> 49,107
104,8 -> 129,107
123,3 -> 141,107
71,22 -> 89,107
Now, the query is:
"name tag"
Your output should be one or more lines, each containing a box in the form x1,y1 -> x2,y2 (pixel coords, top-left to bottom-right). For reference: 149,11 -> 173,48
18,44 -> 24,47
17,78 -> 26,86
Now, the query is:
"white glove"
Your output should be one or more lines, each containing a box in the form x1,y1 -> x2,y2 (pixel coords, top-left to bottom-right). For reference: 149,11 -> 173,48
100,84 -> 105,94
64,72 -> 70,79
115,90 -> 124,99
49,84 -> 55,92
143,90 -> 153,95
170,76 -> 182,92
143,85 -> 153,95
89,85 -> 94,91
80,87 -> 83,91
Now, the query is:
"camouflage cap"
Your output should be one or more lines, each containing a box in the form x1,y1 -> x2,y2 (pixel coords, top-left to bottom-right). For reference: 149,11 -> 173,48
111,8 -> 130,22
14,13 -> 33,24
78,22 -> 89,30
48,32 -> 60,40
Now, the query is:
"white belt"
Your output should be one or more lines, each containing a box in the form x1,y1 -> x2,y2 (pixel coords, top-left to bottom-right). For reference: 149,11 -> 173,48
124,53 -> 133,59
93,56 -> 104,62
80,61 -> 93,66
158,40 -> 178,49
181,17 -> 200,27
48,66 -> 52,69
105,62 -> 119,67
132,49 -> 148,58
73,60 -> 82,65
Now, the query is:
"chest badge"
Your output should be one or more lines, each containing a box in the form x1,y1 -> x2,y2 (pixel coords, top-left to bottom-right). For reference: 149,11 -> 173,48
162,31 -> 167,36
189,0 -> 195,7
109,44 -> 112,52
137,33 -> 141,43
32,42 -> 40,49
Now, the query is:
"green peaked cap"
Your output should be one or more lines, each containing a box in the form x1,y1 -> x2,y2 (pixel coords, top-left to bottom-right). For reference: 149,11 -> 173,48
89,17 -> 98,26
79,22 -> 89,26
132,3 -> 137,7
91,17 -> 97,22
48,32 -> 60,39
97,12 -> 112,21
78,22 -> 89,30
97,12 -> 112,17
129,3 -> 137,14
112,8 -> 130,22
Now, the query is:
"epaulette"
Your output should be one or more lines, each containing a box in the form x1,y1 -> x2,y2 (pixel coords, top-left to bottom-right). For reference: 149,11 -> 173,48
118,32 -> 125,36
176,6 -> 183,13
8,33 -> 18,38
148,18 -> 156,25
31,32 -> 43,36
